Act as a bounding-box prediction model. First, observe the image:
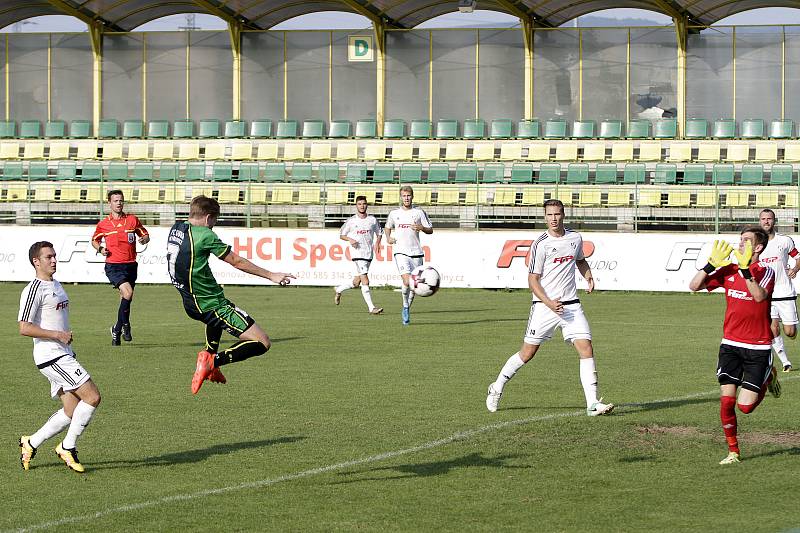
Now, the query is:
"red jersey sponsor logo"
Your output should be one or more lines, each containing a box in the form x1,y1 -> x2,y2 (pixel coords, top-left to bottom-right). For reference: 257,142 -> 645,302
496,240 -> 595,268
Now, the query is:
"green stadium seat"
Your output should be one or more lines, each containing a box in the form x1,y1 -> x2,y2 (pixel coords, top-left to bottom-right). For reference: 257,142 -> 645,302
122,120 -> 144,139
346,162 -> 367,183
426,163 -> 450,183
1,161 -> 23,180
157,162 -> 179,182
594,163 -> 618,184
0,121 -> 15,138
173,120 -> 194,139
105,161 -> 128,181
622,163 -> 646,184
653,163 -> 677,184
455,163 -> 477,183
301,120 -> 325,139
276,120 -> 298,139
509,162 -> 533,183
328,120 -> 351,139
355,119 -> 376,138
212,161 -> 234,182
249,119 -> 272,138
265,162 -> 286,182
20,121 -> 41,139
571,120 -> 595,139
627,119 -> 651,139
28,161 -> 49,181
198,119 -> 220,139
740,164 -> 764,185
566,163 -> 589,183
684,118 -> 708,139
770,119 -> 793,139
741,118 -> 765,139
481,162 -> 505,183
712,119 -> 736,139
490,119 -> 513,139
69,120 -> 91,139
599,120 -> 623,139
56,161 -> 77,180
769,164 -> 794,185
712,163 -> 734,185
318,163 -> 340,182
45,120 -> 66,139
290,163 -> 312,182
654,118 -> 677,139
537,163 -> 561,183
185,161 -> 206,181
516,119 -> 540,139
224,120 -> 246,138
682,163 -> 707,185
372,163 -> 395,183
383,119 -> 405,139
409,120 -> 432,139
435,119 -> 458,139
98,119 -> 119,139
132,162 -> 154,181
399,163 -> 422,183
544,119 -> 567,139
148,120 -> 170,139
238,162 -> 261,182
463,119 -> 486,139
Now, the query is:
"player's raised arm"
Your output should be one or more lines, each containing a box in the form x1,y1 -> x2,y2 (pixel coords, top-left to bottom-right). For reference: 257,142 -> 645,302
690,240 -> 733,292
223,252 -> 295,285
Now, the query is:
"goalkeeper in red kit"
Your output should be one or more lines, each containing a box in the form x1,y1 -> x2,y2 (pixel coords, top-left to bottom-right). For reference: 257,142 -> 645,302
689,227 -> 782,465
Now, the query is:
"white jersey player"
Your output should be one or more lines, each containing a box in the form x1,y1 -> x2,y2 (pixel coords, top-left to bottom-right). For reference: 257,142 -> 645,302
759,208 -> 799,372
334,195 -> 384,314
384,185 -> 433,325
486,199 -> 613,416
17,241 -> 101,473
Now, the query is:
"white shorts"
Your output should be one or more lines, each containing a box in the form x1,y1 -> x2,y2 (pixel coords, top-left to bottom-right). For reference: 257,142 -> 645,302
394,254 -> 423,275
771,299 -> 799,325
523,301 -> 592,345
352,258 -> 372,276
38,355 -> 91,399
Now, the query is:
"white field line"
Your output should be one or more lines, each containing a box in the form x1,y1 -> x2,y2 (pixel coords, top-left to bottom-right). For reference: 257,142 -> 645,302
9,378 -> 798,533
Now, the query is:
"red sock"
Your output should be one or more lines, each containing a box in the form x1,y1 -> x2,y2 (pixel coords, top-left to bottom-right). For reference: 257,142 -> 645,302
720,396 -> 739,453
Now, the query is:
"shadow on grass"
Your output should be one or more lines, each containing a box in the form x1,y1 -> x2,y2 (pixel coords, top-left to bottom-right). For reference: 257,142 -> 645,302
616,396 -> 719,416
409,318 -> 521,326
130,337 -> 306,349
331,452 -> 528,484
746,447 -> 800,460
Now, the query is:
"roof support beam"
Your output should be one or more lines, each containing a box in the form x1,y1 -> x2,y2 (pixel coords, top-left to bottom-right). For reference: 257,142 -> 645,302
43,0 -> 125,31
339,0 -> 400,29
192,0 -> 261,30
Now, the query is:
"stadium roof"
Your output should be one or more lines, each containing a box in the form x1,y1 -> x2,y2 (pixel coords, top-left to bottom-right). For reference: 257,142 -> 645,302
2,0 -> 798,31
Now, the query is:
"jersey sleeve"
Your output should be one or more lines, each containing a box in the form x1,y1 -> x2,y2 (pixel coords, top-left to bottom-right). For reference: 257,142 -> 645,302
18,282 -> 42,322
132,215 -> 149,237
339,218 -> 352,237
756,265 -> 775,294
374,219 -> 384,236
91,220 -> 106,242
528,238 -> 547,275
705,265 -> 734,291
788,236 -> 798,258
385,211 -> 395,229
419,209 -> 432,228
200,229 -> 231,260
575,234 -> 585,260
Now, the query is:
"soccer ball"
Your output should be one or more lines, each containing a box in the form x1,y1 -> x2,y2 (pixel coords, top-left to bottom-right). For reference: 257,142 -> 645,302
411,265 -> 441,297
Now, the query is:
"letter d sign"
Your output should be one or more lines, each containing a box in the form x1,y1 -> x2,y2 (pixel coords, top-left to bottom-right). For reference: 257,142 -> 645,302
348,35 -> 374,62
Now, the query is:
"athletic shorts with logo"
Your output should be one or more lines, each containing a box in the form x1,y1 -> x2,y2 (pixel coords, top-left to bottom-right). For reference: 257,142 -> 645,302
353,258 -> 371,276
394,254 -> 423,275
771,298 -> 799,325
717,343 -> 773,393
524,300 -> 592,345
184,301 -> 255,337
38,355 -> 91,399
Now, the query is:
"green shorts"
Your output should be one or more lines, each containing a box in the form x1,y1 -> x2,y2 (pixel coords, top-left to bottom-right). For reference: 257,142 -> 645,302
187,301 -> 255,337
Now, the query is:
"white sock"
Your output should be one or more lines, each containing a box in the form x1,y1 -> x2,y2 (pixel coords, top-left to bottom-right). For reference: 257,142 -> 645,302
360,285 -> 376,310
62,402 -> 96,449
336,282 -> 354,294
494,353 -> 526,391
401,286 -> 410,308
772,335 -> 791,367
579,357 -> 599,407
30,409 -> 71,449
408,287 -> 415,308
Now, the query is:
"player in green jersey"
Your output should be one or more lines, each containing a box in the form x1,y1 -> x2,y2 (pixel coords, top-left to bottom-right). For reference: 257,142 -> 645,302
167,196 -> 295,394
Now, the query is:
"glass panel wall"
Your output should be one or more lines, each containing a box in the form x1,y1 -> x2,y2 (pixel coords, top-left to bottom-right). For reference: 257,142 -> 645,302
581,29 -> 628,121
241,32 -> 284,122
687,27 -> 734,121
533,29 -> 579,123
385,31 -> 430,121
630,28 -> 677,122
103,34 -> 144,121
478,28 -> 524,122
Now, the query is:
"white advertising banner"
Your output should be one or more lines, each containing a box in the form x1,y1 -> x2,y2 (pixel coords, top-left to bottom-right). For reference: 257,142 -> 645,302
0,225 -> 787,292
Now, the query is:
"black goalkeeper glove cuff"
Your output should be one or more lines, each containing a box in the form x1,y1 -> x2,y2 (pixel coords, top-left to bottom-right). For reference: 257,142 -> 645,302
740,268 -> 752,280
703,263 -> 716,274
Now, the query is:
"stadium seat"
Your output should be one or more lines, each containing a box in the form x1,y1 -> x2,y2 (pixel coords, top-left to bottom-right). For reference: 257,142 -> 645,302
22,142 -> 44,160
217,184 -> 241,204
666,189 -> 691,207
723,189 -> 749,208
346,163 -> 367,183
712,163 -> 735,185
463,119 -> 485,139
132,162 -> 154,181
364,141 -> 387,161
33,183 -> 56,202
741,118 -> 764,139
490,119 -> 513,139
426,163 -> 450,183
28,161 -> 48,181
0,142 -> 20,159
622,163 -> 646,184
184,162 -> 206,181
599,120 -> 623,139
152,141 -> 175,160
566,163 -> 589,184
637,188 -> 662,207
324,185 -> 349,204
416,141 -> 440,161
724,143 -> 749,163
390,141 -> 413,161
769,164 -> 794,185
582,142 -> 605,162
653,163 -> 677,184
264,163 -> 287,182
444,141 -> 467,161
695,141 -> 720,162
783,142 -> 800,163
594,163 -> 618,184
249,119 -> 272,138
481,162 -> 505,183
537,163 -> 560,184
411,185 -> 432,204
0,121 -> 15,138
509,163 -> 533,183
59,183 -> 85,202
399,163 -> 422,183
354,187 -> 377,204
229,142 -> 253,160
543,119 -> 566,139
48,142 -> 70,160
20,121 -> 41,139
740,164 -> 764,185
520,186 -> 544,205
238,162 -> 261,182
245,183 -> 267,204
435,119 -> 458,139
309,142 -> 332,161
695,189 -> 717,207
372,163 -> 395,183
84,183 -> 102,202
102,141 -> 124,160
769,119 -> 794,139
471,141 -> 495,162
212,161 -> 234,182
328,120 -> 351,139
224,120 -> 246,138
409,119 -> 432,139
289,163 -> 312,182
754,142 -> 778,162
147,120 -> 170,139
198,119 -> 220,139
606,189 -> 631,206
756,190 -> 779,207
3,183 -> 27,201
173,120 -> 194,139
490,186 -> 516,206
383,119 -> 405,139
516,119 -> 540,139
355,119 -> 377,139
158,162 -> 179,182
498,142 -> 522,161
269,185 -> 294,204
80,161 -> 102,181
463,185 -> 483,206
572,120 -> 595,139
45,120 -> 66,139
56,161 -> 77,180
455,163 -> 478,183
297,185 -> 321,204
76,141 -> 98,160
577,188 -> 601,206
276,120 -> 298,139
637,141 -> 661,162
122,120 -> 144,139
554,142 -> 579,162
334,142 -> 358,161
609,141 -> 633,162
667,141 -> 691,162
302,120 -> 325,139
142,183 -> 165,201
256,142 -> 280,161
654,118 -> 677,139
203,142 -> 226,161
434,186 -> 460,205
127,141 -> 149,160
281,141 -> 305,161
627,119 -> 650,139
712,119 -> 736,139
555,187 -> 573,206
178,142 -> 200,161
684,118 -> 708,139
786,191 -> 799,208
682,163 -> 707,185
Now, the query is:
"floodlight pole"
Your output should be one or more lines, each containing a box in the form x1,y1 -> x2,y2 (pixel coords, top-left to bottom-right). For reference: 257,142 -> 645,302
522,17 -> 533,120
673,15 -> 688,139
229,21 -> 242,120
90,22 -> 103,137
375,22 -> 386,133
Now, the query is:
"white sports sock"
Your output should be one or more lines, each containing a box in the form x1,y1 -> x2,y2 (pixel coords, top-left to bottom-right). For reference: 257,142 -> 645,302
494,352 -> 525,391
361,285 -> 376,310
401,286 -> 410,308
772,335 -> 791,367
30,409 -> 71,449
579,357 -> 599,407
62,402 -> 96,449
407,287 -> 416,308
335,282 -> 354,294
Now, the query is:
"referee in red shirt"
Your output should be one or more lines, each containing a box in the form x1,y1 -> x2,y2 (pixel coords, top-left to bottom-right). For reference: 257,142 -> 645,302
91,190 -> 150,346
690,227 -> 781,465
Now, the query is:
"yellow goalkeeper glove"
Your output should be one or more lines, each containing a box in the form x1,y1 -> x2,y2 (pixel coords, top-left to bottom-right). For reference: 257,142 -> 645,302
733,240 -> 754,277
705,240 -> 733,272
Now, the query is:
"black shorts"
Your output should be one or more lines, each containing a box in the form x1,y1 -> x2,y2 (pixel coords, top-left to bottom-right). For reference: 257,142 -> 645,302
185,301 -> 256,338
105,262 -> 138,289
717,344 -> 773,393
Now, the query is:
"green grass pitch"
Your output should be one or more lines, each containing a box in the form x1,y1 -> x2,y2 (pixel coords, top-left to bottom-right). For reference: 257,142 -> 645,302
1,283 -> 799,532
